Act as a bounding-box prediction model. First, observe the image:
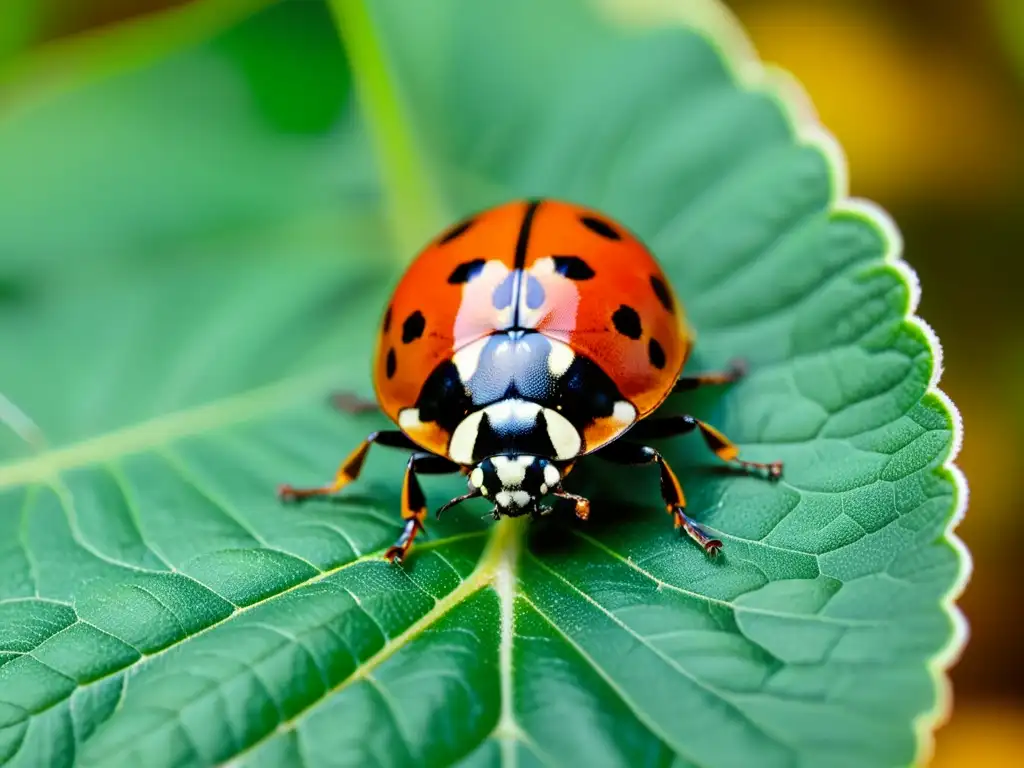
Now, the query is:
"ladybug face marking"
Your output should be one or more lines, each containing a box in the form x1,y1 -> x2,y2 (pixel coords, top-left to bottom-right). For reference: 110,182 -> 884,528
466,454 -> 562,516
401,329 -> 633,466
447,398 -> 581,465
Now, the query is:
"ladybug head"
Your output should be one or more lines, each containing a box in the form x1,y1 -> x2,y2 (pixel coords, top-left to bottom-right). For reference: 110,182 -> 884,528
472,454 -> 562,517
436,454 -> 562,520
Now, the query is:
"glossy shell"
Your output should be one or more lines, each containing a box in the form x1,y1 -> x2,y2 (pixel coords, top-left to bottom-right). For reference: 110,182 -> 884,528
373,199 -> 692,463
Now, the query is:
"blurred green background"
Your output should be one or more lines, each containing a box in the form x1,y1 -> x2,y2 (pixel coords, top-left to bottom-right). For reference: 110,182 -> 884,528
0,0 -> 1017,763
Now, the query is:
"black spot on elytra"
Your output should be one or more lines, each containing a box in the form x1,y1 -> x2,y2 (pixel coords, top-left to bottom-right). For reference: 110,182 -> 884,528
386,348 -> 397,378
382,305 -> 392,333
448,259 -> 486,284
648,338 -> 666,369
438,217 -> 474,245
612,305 -> 642,340
402,310 -> 425,343
525,276 -> 545,309
650,275 -> 673,312
552,256 -> 595,280
580,215 -> 621,241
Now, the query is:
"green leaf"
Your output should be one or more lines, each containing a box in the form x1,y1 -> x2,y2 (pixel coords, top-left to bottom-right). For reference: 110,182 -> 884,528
0,1 -> 968,766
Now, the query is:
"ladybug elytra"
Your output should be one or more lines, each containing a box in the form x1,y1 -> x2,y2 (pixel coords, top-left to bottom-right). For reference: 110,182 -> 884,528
279,199 -> 782,561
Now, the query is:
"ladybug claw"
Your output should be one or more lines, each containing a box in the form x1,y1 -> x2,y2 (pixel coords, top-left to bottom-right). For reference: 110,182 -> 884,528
384,546 -> 405,563
278,484 -> 298,503
703,539 -> 724,556
767,461 -> 783,480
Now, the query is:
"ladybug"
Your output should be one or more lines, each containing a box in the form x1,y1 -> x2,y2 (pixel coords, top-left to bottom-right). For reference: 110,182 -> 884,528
279,199 -> 782,561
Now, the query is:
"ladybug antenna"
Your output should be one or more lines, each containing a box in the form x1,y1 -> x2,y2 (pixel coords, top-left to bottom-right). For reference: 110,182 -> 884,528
435,489 -> 482,520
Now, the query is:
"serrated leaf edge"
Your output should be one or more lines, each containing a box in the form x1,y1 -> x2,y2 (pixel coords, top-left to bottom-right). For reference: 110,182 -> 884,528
595,2 -> 970,764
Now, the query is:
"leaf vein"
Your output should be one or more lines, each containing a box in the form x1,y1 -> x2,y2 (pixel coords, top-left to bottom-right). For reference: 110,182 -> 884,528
528,554 -> 799,756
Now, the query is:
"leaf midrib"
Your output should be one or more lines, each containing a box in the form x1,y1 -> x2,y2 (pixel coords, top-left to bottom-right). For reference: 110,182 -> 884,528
220,515 -> 528,765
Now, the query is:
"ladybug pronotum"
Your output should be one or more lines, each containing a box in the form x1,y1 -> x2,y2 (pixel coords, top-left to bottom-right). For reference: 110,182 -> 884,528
279,199 -> 782,561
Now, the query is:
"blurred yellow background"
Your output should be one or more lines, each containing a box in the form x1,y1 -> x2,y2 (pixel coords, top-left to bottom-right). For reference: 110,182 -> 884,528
729,1 -> 1023,763
2,0 -> 1019,763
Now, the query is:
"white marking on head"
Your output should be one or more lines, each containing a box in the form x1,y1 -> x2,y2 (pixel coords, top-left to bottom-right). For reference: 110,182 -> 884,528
511,490 -> 531,507
543,464 -> 560,487
490,455 -> 510,468
543,408 -> 582,460
612,400 -> 637,424
495,491 -> 512,507
513,400 -> 542,419
453,337 -> 488,382
485,399 -> 541,426
398,408 -> 422,430
547,341 -> 575,377
495,460 -> 527,488
520,456 -> 535,466
449,410 -> 484,464
539,483 -> 548,494
470,467 -> 484,488
487,399 -> 512,423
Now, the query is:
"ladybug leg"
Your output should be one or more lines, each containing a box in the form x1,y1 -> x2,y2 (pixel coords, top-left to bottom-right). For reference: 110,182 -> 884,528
552,490 -> 591,521
278,430 -> 417,501
628,415 -> 783,479
672,359 -> 746,392
385,453 -> 461,563
596,441 -> 721,555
